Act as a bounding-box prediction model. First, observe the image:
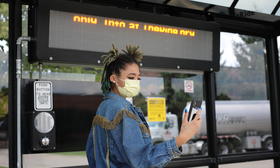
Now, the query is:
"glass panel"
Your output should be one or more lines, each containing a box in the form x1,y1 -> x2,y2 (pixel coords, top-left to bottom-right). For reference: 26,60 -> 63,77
216,32 -> 272,155
21,3 -> 207,166
220,160 -> 273,168
236,0 -> 278,14
22,5 -> 98,168
134,69 -> 207,156
276,8 -> 280,16
190,0 -> 233,7
166,0 -> 206,11
0,3 -> 9,168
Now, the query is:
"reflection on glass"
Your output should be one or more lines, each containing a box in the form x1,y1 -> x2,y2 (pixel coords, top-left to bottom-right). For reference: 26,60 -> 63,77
22,66 -> 101,82
21,36 -> 103,82
134,69 -> 207,156
190,0 -> 233,7
219,160 -> 273,168
236,0 -> 278,14
276,8 -> 280,16
216,32 -> 272,155
218,32 -> 267,100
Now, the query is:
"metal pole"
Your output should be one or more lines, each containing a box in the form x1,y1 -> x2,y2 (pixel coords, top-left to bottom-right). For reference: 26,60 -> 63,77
16,36 -> 31,168
8,1 -> 22,167
204,71 -> 218,168
265,36 -> 280,168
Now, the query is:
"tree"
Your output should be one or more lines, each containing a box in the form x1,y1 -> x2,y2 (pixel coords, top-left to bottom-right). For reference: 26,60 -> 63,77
0,87 -> 8,118
0,4 -> 8,42
0,3 -> 8,90
217,34 -> 267,100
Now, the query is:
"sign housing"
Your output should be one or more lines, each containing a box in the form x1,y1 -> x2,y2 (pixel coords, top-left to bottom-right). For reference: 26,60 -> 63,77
29,0 -> 220,71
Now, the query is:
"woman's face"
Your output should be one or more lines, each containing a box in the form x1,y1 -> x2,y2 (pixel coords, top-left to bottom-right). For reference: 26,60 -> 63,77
110,63 -> 141,88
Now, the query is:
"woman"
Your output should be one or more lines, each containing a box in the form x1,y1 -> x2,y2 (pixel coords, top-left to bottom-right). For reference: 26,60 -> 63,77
86,45 -> 202,168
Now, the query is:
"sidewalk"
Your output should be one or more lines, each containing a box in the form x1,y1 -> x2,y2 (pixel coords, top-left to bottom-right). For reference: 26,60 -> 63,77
0,148 -> 274,168
0,149 -> 8,167
0,149 -> 88,168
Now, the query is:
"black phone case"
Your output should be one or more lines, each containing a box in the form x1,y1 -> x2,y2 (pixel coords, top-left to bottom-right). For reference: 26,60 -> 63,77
187,100 -> 202,121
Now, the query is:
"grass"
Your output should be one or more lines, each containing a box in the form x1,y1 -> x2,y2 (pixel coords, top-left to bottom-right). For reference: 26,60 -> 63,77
54,151 -> 86,156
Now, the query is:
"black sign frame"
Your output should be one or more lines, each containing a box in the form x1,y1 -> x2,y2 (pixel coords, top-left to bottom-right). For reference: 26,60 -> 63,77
28,0 -> 220,71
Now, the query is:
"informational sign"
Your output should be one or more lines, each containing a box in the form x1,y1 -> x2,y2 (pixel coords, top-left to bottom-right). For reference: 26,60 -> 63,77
184,80 -> 194,93
29,0 -> 220,71
34,81 -> 53,111
48,10 -> 212,61
147,97 -> 166,122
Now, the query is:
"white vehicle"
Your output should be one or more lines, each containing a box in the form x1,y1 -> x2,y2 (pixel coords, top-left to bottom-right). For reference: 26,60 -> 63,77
146,113 -> 179,144
184,100 -> 272,155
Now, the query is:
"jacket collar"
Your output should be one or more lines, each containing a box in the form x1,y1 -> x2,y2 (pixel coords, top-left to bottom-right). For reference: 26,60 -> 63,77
104,92 -> 130,104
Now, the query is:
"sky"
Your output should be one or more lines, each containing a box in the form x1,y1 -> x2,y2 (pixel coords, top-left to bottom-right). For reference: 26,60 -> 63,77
191,0 -> 280,14
220,32 -> 243,67
278,36 -> 280,49
0,40 -> 8,52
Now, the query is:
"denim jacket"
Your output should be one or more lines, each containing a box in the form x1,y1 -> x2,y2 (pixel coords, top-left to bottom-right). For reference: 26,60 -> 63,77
86,92 -> 181,168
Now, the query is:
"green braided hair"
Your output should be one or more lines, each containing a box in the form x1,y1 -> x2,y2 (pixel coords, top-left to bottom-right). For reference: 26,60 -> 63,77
101,44 -> 143,94
122,45 -> 143,63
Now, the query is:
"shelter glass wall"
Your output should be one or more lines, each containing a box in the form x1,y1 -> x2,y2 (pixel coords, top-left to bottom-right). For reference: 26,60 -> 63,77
215,32 -> 272,156
134,69 -> 206,157
20,4 -> 208,166
0,3 -> 9,168
21,67 -> 207,167
189,0 -> 232,7
277,9 -> 280,16
21,5 -> 91,167
4,1 -> 280,168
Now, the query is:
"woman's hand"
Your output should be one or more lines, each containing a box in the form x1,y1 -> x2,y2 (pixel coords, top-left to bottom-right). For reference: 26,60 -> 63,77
175,110 -> 202,147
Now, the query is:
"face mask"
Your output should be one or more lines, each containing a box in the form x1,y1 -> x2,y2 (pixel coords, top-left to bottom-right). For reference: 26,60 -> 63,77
116,79 -> 140,98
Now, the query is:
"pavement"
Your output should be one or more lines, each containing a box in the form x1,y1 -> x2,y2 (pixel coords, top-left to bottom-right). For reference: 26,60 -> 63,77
0,148 -> 275,168
0,149 -> 8,167
0,149 -> 88,168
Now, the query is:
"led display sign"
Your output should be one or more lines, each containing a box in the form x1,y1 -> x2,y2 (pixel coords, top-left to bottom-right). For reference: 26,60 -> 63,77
29,0 -> 220,71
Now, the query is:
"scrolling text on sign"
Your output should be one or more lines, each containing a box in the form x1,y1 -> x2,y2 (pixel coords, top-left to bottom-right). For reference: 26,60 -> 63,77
73,15 -> 196,37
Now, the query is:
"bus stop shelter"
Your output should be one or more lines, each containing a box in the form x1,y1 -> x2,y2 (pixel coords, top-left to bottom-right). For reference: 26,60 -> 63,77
5,0 -> 280,167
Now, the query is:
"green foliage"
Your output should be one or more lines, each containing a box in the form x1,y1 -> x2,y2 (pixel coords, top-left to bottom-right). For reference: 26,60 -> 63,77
0,4 -> 8,41
168,89 -> 191,114
54,151 -> 86,156
134,93 -> 147,115
22,5 -> 28,36
0,87 -> 8,118
0,4 -> 8,118
216,92 -> 231,100
239,35 -> 263,44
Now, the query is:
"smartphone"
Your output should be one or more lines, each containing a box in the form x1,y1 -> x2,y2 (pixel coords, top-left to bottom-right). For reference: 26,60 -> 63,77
187,100 -> 202,122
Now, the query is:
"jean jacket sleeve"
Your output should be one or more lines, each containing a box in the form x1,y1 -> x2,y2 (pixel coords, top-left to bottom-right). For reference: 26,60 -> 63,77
110,112 -> 181,168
